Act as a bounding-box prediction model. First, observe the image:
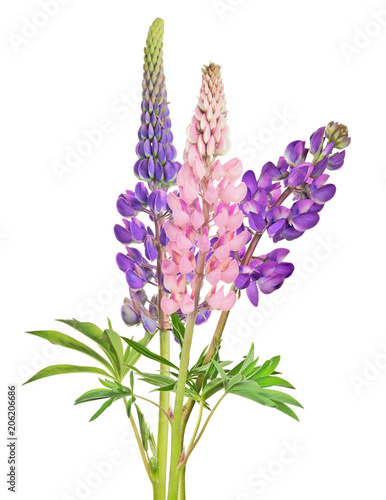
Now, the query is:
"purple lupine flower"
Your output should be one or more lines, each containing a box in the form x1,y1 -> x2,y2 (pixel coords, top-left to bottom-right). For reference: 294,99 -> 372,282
284,140 -> 308,166
133,19 -> 181,188
148,190 -> 168,214
121,292 -> 158,333
287,163 -> 314,188
328,151 -> 346,171
310,126 -> 325,155
234,249 -> 294,306
309,174 -> 336,204
267,200 -> 320,242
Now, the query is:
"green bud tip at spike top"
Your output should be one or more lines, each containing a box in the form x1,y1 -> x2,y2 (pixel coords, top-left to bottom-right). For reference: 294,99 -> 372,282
134,18 -> 181,187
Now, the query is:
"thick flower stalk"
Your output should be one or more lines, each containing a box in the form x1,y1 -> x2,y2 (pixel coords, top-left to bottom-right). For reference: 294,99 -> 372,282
165,63 -> 250,500
134,18 -> 181,187
236,122 -> 351,306
114,18 -> 180,499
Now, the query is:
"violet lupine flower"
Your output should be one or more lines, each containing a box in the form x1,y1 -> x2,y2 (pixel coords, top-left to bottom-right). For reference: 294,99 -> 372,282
242,123 -> 351,244
160,64 -> 249,316
114,181 -> 168,333
133,18 -> 181,187
241,169 -> 283,233
234,249 -> 294,306
284,141 -> 308,166
121,289 -> 158,334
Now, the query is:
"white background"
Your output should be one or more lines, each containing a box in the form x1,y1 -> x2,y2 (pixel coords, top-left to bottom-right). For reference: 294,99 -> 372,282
1,1 -> 386,499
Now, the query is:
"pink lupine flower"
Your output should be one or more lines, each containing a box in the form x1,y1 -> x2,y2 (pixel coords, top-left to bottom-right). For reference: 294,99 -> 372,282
161,63 -> 248,316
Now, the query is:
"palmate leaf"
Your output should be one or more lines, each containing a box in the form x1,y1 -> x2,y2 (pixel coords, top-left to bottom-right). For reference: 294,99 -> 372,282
57,319 -> 117,367
122,337 -> 178,370
201,378 -> 223,400
26,330 -> 114,374
57,319 -> 105,344
23,364 -> 113,385
228,380 -> 302,420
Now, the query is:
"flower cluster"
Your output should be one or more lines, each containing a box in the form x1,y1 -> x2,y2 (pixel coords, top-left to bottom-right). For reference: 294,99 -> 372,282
133,18 -> 181,187
234,249 -> 294,306
240,123 -> 350,244
160,64 -> 249,317
114,182 -> 168,333
235,122 -> 350,306
114,19 -> 180,333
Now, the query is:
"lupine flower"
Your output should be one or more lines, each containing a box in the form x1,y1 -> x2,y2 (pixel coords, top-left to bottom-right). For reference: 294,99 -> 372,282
234,249 -> 294,306
121,290 -> 158,334
183,63 -> 231,161
240,123 -> 351,245
133,18 -> 181,187
114,182 -> 164,332
113,19 -> 185,333
284,141 -> 308,166
161,64 -> 248,316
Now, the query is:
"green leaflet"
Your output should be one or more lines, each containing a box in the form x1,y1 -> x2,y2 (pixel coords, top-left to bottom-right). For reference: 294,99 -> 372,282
102,328 -> 124,376
89,397 -> 116,422
56,319 -> 105,344
212,359 -> 228,390
122,337 -> 178,370
255,389 -> 303,408
255,376 -> 295,389
249,356 -> 281,380
26,330 -> 114,374
75,386 -> 131,405
126,396 -> 136,419
23,364 -> 113,385
228,380 -> 277,407
135,404 -> 150,452
201,378 -> 223,400
170,313 -> 185,347
139,373 -> 177,389
57,319 -> 117,367
275,402 -> 300,421
124,331 -> 152,374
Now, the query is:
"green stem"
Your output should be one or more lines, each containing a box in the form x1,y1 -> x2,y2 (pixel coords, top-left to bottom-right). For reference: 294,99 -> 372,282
155,217 -> 170,500
157,329 -> 170,500
176,399 -> 204,499
133,392 -> 171,422
123,398 -> 155,484
178,471 -> 186,500
167,312 -> 196,499
187,400 -> 204,455
179,394 -> 226,469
